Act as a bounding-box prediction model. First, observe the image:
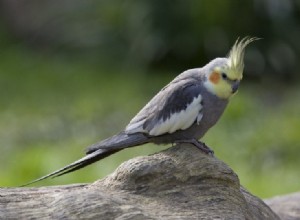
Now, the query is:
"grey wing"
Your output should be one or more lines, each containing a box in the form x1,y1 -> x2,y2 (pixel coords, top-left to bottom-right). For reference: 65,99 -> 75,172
125,79 -> 204,136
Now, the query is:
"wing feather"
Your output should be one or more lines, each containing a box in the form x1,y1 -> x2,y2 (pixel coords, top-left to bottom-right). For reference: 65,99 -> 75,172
126,74 -> 204,136
148,94 -> 202,135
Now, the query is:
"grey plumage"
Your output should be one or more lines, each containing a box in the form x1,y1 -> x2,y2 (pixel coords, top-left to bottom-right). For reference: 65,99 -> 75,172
22,59 -> 228,186
22,36 -> 256,186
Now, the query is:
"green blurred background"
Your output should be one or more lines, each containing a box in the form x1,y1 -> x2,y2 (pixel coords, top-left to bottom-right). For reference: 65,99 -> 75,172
0,0 -> 299,198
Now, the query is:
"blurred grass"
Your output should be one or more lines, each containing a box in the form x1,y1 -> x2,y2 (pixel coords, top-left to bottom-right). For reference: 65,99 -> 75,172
0,45 -> 299,199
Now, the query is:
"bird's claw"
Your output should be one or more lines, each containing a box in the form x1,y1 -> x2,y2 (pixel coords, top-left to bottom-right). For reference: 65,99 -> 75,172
201,142 -> 214,155
174,139 -> 214,156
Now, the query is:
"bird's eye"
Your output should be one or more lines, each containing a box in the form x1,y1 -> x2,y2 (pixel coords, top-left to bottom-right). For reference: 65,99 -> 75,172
221,73 -> 228,79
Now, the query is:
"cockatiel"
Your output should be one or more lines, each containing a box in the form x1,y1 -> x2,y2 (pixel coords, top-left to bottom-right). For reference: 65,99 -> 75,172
23,37 -> 257,186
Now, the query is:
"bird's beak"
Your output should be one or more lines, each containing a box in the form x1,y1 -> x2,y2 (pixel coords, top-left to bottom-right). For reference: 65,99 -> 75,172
231,81 -> 240,93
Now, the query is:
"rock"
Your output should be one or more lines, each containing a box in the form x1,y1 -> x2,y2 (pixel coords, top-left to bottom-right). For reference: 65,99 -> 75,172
265,192 -> 300,220
0,144 -> 279,219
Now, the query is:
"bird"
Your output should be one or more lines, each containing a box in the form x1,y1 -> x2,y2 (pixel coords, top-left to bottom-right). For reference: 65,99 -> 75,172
22,37 -> 257,186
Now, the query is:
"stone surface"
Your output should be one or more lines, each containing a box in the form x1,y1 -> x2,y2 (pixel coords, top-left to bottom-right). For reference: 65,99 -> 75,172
265,192 -> 300,220
0,144 -> 280,219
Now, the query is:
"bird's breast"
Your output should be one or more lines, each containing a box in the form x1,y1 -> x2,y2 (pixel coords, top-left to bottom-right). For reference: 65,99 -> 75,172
192,92 -> 228,138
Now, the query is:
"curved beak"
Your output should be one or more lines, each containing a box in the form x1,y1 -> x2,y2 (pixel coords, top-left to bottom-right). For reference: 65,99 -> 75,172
232,81 -> 240,93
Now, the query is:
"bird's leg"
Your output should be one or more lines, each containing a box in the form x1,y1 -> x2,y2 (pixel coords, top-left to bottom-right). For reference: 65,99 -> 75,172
174,139 -> 214,155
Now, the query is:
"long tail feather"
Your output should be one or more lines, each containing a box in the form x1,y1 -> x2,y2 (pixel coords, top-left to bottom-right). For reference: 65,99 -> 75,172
20,148 -> 119,187
86,132 -> 149,154
21,132 -> 149,186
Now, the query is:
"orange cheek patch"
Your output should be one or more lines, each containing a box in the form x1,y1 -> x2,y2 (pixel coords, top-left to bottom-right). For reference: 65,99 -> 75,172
209,72 -> 220,84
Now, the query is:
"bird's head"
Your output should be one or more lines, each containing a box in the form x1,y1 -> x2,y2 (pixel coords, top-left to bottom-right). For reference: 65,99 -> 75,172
203,37 -> 258,99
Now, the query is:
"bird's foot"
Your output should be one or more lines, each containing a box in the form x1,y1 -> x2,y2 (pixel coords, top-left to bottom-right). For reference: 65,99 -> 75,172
174,139 -> 214,156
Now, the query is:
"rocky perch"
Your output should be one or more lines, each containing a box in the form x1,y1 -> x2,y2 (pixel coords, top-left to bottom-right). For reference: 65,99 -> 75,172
0,144 -> 298,219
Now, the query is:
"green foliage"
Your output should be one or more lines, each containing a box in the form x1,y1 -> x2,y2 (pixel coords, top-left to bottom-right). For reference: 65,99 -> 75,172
1,1 -> 299,78
0,46 -> 299,199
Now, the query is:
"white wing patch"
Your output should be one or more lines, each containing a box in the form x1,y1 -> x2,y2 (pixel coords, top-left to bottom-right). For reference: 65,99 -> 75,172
149,94 -> 203,136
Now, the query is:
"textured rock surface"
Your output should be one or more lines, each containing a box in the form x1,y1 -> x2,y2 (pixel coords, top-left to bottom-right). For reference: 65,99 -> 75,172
0,144 -> 279,219
265,192 -> 300,220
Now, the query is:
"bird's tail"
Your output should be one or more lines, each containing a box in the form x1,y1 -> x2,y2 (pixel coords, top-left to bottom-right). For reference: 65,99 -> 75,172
85,131 -> 149,154
21,132 -> 149,186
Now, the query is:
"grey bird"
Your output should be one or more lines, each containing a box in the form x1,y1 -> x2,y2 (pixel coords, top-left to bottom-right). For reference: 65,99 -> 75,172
22,37 -> 257,186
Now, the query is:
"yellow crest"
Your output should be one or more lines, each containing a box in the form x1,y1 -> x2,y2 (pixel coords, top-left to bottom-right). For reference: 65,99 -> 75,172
227,37 -> 259,79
